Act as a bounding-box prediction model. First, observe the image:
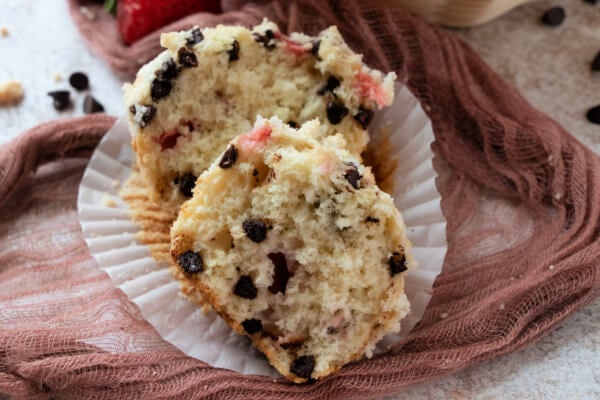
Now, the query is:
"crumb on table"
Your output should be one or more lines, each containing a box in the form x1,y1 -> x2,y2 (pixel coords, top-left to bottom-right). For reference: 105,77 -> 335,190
0,27 -> 9,37
0,81 -> 24,106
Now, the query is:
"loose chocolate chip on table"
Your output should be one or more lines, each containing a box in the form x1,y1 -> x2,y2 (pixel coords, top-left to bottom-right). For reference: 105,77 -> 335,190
317,76 -> 340,95
343,167 -> 361,189
69,72 -> 89,91
326,101 -> 348,125
156,58 -> 179,80
47,90 -> 71,111
586,105 -> 600,124
186,27 -> 204,46
219,145 -> 238,169
234,275 -> 258,299
253,29 -> 276,50
591,51 -> 600,71
228,39 -> 240,62
354,106 -> 374,129
177,172 -> 197,197
178,47 -> 198,68
268,252 -> 290,295
83,94 -> 104,114
151,79 -> 172,101
242,219 -> 268,243
541,6 -> 565,27
242,318 -> 262,334
178,250 -> 203,273
290,355 -> 315,379
389,252 -> 408,275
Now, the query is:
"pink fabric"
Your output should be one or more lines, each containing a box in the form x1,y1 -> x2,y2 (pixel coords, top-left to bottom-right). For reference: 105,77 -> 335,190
0,1 -> 597,398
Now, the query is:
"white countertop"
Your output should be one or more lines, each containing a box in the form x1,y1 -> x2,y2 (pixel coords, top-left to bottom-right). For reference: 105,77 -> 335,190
0,1 -> 598,399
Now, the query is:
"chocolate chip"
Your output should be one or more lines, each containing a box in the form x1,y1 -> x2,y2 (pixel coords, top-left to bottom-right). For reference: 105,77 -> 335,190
186,27 -> 204,46
242,219 -> 267,243
389,252 -> 407,275
219,145 -> 238,169
287,121 -> 298,128
586,105 -> 600,124
151,79 -> 172,101
234,275 -> 258,299
310,40 -> 321,58
69,72 -> 89,91
47,90 -> 71,111
129,105 -> 136,115
317,76 -> 340,95
155,58 -> 179,80
344,167 -> 361,189
253,29 -> 276,50
591,51 -> 600,71
290,355 -> 315,379
268,252 -> 289,295
541,7 -> 565,26
177,172 -> 197,197
241,318 -> 262,334
252,169 -> 259,177
326,101 -> 348,124
178,47 -> 198,68
177,250 -> 203,273
353,106 -> 374,129
137,104 -> 156,128
83,94 -> 104,114
228,40 -> 240,62
365,216 -> 379,224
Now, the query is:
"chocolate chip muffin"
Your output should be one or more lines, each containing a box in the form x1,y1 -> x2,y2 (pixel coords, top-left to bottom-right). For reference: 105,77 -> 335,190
170,117 -> 414,382
123,19 -> 396,214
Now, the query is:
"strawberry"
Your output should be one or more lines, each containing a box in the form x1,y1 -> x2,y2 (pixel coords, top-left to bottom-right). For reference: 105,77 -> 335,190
116,0 -> 221,45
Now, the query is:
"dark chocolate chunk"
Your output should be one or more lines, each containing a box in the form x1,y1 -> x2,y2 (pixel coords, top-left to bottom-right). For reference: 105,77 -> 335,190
541,7 -> 565,26
151,79 -> 172,101
326,101 -> 348,124
326,326 -> 338,334
228,40 -> 240,62
586,105 -> 600,124
178,47 -> 198,68
155,58 -> 179,80
129,105 -> 136,115
252,169 -> 259,177
177,250 -> 203,273
365,216 -> 379,224
287,121 -> 298,128
290,355 -> 315,379
47,90 -> 71,111
310,39 -> 321,58
83,94 -> 104,114
242,219 -> 267,243
177,172 -> 197,197
353,106 -> 374,129
241,318 -> 262,334
592,51 -> 600,71
234,275 -> 258,299
138,104 -> 156,128
219,145 -> 238,169
186,27 -> 204,46
268,252 -> 289,295
389,252 -> 407,275
317,76 -> 340,95
343,167 -> 361,190
253,29 -> 276,50
69,72 -> 89,91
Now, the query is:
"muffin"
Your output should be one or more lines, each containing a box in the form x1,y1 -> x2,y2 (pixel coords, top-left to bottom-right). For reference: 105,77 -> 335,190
123,19 -> 397,214
170,117 -> 415,382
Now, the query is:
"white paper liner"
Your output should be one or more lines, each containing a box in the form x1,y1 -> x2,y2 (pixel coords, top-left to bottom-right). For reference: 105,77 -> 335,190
77,83 -> 446,377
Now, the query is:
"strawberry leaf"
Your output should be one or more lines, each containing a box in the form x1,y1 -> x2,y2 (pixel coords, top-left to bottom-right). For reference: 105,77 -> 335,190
104,0 -> 117,14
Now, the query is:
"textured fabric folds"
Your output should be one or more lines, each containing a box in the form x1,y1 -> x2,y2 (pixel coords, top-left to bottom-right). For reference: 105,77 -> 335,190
0,1 -> 598,398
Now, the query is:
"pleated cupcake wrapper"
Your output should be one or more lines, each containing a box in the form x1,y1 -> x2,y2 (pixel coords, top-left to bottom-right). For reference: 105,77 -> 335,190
77,83 -> 447,377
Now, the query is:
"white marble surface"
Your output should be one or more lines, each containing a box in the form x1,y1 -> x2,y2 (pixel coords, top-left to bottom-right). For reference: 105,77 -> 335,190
0,1 -> 598,399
